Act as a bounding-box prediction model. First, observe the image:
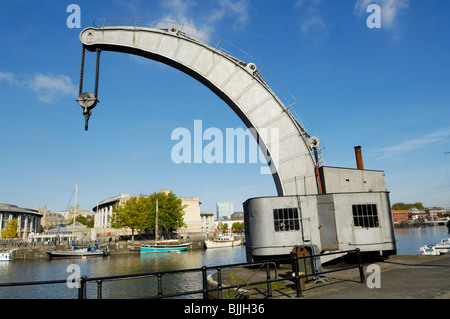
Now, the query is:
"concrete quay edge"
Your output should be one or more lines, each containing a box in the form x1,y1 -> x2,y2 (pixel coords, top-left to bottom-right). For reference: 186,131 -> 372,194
207,254 -> 450,299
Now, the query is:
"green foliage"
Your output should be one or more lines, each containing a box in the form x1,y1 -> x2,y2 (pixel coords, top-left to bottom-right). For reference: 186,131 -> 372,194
111,195 -> 150,241
1,219 -> 19,239
217,222 -> 228,232
110,192 -> 186,241
231,222 -> 244,232
148,191 -> 187,233
392,202 -> 425,210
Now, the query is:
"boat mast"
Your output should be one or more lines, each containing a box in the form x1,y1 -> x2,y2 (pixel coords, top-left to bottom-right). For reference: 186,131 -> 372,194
155,198 -> 158,243
73,184 -> 78,242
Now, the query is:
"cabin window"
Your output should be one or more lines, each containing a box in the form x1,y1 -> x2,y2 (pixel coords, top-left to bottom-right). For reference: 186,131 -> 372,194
352,204 -> 379,228
273,208 -> 300,232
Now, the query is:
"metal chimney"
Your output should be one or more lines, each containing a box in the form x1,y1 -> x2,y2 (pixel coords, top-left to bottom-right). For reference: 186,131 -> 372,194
354,146 -> 364,170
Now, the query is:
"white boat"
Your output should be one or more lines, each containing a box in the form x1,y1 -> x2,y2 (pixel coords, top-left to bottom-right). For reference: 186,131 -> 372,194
419,245 -> 440,255
0,250 -> 14,261
419,238 -> 450,255
205,233 -> 242,249
433,238 -> 450,253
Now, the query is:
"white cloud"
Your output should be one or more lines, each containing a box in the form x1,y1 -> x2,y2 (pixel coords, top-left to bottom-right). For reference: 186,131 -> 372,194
208,0 -> 251,30
374,128 -> 450,159
0,71 -> 76,103
295,0 -> 328,35
354,0 -> 409,29
301,13 -> 326,34
0,71 -> 15,83
155,0 -> 251,43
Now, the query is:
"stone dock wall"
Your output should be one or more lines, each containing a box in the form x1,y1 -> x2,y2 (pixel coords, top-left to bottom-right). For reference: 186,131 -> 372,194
6,238 -> 206,260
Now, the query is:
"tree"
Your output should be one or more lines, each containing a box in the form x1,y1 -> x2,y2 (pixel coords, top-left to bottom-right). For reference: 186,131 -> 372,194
217,222 -> 229,232
147,191 -> 187,238
231,222 -> 244,233
1,220 -> 19,239
392,202 -> 425,210
111,195 -> 150,242
110,192 -> 187,241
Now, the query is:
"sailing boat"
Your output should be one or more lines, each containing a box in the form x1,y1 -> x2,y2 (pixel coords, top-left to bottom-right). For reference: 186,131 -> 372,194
47,184 -> 109,259
48,240 -> 108,259
140,199 -> 190,253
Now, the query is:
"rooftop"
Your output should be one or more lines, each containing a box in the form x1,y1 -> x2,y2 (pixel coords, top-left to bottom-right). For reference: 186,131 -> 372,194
0,203 -> 40,215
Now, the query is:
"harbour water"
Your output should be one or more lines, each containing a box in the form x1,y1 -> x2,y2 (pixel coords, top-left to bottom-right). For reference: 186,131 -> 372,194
0,226 -> 448,299
0,245 -> 247,299
394,225 -> 448,255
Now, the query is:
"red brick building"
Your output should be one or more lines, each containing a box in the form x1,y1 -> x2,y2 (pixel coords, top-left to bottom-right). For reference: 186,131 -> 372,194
391,210 -> 412,223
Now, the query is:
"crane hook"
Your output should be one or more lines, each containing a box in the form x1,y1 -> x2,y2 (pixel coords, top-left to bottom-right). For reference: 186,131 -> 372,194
77,46 -> 101,131
76,92 -> 98,131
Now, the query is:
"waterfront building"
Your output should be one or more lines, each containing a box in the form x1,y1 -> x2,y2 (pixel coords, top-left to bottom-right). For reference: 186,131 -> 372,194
391,210 -> 412,224
216,202 -> 233,220
36,206 -> 64,230
231,211 -> 244,220
178,196 -> 202,233
27,221 -> 91,244
200,211 -> 215,233
92,194 -> 133,238
92,190 -> 205,238
37,205 -> 92,230
427,208 -> 447,220
0,203 -> 42,240
412,209 -> 429,222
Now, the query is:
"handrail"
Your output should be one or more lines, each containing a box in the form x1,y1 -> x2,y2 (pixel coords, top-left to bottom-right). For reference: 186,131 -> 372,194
0,248 -> 364,299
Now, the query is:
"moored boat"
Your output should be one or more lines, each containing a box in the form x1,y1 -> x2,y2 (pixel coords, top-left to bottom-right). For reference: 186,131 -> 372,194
419,245 -> 440,255
47,242 -> 109,259
433,238 -> 450,253
140,198 -> 191,254
419,238 -> 450,255
46,184 -> 112,259
140,242 -> 190,254
0,250 -> 14,261
205,233 -> 242,249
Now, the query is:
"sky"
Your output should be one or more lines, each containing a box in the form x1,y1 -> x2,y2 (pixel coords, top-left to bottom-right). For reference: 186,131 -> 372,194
0,0 -> 449,214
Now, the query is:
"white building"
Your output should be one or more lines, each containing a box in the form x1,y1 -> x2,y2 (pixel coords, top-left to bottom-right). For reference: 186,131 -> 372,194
0,203 -> 42,240
216,202 -> 234,220
200,211 -> 215,233
92,194 -> 133,238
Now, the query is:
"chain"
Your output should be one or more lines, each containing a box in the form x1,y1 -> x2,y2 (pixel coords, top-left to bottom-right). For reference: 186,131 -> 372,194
79,45 -> 85,96
76,46 -> 101,131
79,45 -> 101,99
94,48 -> 101,99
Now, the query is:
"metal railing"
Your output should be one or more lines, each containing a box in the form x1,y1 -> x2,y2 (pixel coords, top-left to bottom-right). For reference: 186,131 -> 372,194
0,248 -> 365,299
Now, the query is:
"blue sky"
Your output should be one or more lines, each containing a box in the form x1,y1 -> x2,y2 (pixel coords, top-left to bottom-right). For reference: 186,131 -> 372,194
1,0 -> 449,214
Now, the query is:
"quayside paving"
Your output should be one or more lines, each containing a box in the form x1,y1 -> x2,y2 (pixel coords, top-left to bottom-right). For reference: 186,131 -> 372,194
207,254 -> 450,299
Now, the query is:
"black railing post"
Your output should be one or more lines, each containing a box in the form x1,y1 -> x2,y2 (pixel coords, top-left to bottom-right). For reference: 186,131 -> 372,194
78,276 -> 87,299
309,252 -> 316,278
202,266 -> 208,299
96,280 -> 103,299
291,255 -> 302,297
157,274 -> 163,296
266,262 -> 272,297
217,268 -> 222,299
356,248 -> 365,283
